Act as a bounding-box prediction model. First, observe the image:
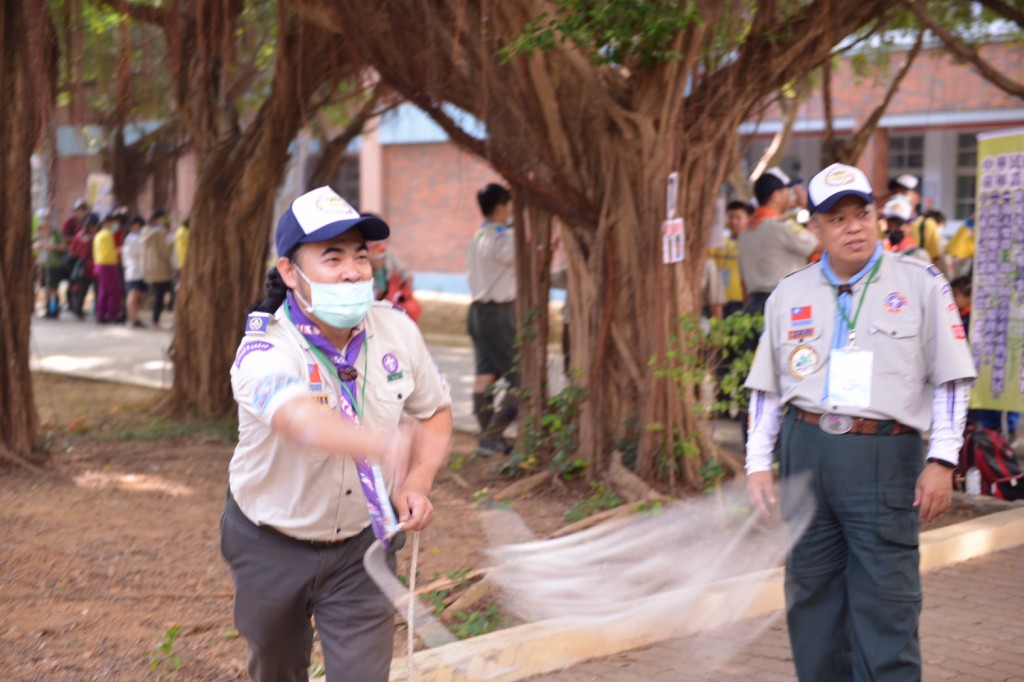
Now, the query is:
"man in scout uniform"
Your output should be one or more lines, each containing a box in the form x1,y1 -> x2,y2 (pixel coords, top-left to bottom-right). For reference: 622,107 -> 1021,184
223,186 -> 452,682
744,163 -> 976,681
889,174 -> 943,267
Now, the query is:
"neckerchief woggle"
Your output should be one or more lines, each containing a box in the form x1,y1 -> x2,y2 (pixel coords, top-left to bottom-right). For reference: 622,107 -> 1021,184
286,293 -> 401,550
819,242 -> 882,403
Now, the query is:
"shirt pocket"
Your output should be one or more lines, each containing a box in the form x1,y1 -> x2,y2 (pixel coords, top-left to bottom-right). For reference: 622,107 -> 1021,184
867,317 -> 921,378
778,325 -> 825,379
372,378 -> 416,429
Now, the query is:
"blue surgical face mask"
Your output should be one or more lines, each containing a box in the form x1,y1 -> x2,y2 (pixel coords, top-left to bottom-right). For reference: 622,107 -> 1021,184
294,267 -> 374,329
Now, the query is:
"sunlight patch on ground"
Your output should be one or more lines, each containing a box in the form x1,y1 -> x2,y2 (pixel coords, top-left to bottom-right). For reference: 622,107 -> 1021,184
31,355 -> 113,372
73,471 -> 195,497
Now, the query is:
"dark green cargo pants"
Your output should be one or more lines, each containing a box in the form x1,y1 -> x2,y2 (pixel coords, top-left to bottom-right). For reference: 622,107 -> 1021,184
779,409 -> 923,682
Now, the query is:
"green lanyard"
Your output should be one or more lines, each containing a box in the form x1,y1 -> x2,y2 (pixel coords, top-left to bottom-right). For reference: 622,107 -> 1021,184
831,257 -> 881,347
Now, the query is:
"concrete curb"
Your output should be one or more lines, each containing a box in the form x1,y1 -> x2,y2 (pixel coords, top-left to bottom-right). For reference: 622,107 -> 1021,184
389,505 -> 1024,681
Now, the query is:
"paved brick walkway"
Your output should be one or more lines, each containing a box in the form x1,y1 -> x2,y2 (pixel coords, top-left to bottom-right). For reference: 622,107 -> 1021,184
527,545 -> 1024,682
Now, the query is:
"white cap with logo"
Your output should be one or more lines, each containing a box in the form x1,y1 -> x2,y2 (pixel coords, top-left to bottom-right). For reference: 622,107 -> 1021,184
807,163 -> 874,214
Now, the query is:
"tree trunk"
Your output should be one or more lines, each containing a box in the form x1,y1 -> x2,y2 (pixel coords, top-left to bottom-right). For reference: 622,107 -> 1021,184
165,8 -> 354,416
295,0 -> 894,488
0,0 -> 54,468
513,201 -> 553,455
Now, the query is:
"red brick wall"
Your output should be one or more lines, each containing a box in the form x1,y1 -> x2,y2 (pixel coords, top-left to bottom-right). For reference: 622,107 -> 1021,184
381,142 -> 503,273
767,42 -> 1024,123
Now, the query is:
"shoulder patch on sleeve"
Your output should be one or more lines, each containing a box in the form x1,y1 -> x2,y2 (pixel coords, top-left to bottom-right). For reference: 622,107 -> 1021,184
235,340 -> 274,368
245,312 -> 272,335
253,374 -> 302,415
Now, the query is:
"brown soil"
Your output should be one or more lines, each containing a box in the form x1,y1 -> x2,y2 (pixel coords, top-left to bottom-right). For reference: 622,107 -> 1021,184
0,374 -> 1000,681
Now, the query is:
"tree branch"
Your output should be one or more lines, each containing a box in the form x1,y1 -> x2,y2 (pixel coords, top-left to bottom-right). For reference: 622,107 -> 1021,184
840,29 -> 924,163
903,0 -> 1024,99
976,0 -> 1024,29
94,0 -> 164,26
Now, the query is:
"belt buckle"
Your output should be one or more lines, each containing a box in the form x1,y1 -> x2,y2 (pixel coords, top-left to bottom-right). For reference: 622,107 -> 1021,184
819,413 -> 853,435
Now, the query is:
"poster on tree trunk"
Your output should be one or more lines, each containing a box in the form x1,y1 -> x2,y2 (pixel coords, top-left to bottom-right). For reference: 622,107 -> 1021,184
969,128 -> 1024,412
662,218 -> 684,264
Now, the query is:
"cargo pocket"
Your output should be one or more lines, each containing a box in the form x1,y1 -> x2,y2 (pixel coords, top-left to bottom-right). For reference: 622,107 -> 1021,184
877,487 -> 919,548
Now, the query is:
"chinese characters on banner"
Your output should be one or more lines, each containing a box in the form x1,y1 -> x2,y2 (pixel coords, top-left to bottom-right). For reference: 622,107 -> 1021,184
970,128 -> 1024,412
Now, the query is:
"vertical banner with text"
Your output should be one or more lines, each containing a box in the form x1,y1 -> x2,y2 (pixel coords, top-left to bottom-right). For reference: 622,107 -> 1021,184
970,128 -> 1024,412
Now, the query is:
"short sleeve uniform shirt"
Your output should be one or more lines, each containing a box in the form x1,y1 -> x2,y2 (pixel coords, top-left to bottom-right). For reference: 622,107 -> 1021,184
229,302 -> 451,542
745,252 -> 977,431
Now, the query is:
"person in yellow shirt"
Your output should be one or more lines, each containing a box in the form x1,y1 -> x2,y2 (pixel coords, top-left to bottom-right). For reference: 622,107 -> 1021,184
710,200 -> 752,317
945,214 -> 974,279
92,214 -> 123,323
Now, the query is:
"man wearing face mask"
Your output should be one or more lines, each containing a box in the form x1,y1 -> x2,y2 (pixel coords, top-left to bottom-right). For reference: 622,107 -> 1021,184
222,186 -> 453,682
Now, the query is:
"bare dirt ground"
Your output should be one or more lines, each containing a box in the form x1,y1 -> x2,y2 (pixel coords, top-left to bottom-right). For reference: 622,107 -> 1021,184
1,373 -> 998,681
0,374 -> 572,681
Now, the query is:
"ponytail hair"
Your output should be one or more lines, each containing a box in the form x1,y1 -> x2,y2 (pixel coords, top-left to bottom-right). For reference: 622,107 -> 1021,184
246,266 -> 290,315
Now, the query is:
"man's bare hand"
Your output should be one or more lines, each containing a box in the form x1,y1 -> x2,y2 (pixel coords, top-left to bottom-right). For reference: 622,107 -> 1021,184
394,482 -> 434,532
915,462 -> 953,524
746,471 -> 777,519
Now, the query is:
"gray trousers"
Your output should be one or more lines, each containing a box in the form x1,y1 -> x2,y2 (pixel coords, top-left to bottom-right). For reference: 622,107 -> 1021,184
779,410 -> 923,682
220,496 -> 396,682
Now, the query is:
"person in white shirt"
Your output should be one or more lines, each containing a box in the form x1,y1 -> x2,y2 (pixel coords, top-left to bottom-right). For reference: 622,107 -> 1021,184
121,216 -> 147,328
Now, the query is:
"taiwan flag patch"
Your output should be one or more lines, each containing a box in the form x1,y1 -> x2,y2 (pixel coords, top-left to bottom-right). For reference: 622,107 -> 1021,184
308,363 -> 323,391
790,306 -> 812,324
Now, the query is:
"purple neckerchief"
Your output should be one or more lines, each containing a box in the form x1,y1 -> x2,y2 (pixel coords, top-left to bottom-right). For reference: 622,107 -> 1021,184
286,294 -> 400,549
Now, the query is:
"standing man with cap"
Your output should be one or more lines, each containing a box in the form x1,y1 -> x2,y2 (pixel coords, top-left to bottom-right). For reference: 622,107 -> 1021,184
222,186 -> 452,682
744,163 -> 976,681
737,167 -> 819,315
889,174 -> 942,268
466,182 -> 519,456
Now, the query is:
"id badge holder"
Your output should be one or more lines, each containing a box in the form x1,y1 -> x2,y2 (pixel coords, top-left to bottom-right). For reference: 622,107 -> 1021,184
828,347 -> 873,408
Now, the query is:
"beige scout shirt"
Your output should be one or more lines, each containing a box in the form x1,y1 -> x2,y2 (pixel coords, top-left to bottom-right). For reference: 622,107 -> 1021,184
229,301 -> 451,542
466,220 -> 516,303
737,218 -> 818,294
745,252 -> 977,432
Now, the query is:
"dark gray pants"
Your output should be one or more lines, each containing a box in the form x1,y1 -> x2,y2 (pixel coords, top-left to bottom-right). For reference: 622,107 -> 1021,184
220,496 -> 396,682
780,411 -> 923,682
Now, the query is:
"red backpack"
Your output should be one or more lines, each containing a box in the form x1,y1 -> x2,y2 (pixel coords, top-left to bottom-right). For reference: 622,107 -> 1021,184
959,423 -> 1024,500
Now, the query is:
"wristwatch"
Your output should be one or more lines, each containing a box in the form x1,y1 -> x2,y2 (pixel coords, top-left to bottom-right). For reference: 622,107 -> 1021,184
926,457 -> 958,472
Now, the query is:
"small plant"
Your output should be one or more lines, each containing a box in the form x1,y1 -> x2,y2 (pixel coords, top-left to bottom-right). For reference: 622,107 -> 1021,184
504,384 -> 588,479
564,482 -> 622,523
144,624 -> 183,680
451,603 -> 503,639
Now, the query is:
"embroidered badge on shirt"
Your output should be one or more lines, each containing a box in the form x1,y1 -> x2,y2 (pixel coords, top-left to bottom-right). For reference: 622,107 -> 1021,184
790,306 -> 812,323
952,324 -> 967,339
312,392 -> 331,409
947,303 -> 958,313
308,363 -> 323,391
382,352 -> 404,381
789,345 -> 818,378
235,341 -> 272,368
245,312 -> 270,334
788,328 -> 815,341
883,291 -> 909,314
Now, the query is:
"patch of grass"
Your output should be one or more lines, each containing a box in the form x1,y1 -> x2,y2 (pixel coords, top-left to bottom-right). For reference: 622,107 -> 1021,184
143,624 -> 183,680
102,416 -> 237,444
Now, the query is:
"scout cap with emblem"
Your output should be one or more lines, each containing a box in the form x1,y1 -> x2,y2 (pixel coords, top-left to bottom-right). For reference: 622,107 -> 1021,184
275,185 -> 390,258
807,163 -> 874,214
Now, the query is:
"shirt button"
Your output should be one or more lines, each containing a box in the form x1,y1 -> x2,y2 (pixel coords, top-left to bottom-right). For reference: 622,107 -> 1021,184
397,393 -> 403,399
345,489 -> 353,495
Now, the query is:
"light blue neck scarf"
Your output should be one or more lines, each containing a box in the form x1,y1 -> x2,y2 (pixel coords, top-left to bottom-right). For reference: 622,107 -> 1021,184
820,242 -> 883,351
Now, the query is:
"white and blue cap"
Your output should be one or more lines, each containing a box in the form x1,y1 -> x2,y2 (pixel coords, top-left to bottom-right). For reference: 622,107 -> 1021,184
808,163 -> 874,214
275,186 -> 389,257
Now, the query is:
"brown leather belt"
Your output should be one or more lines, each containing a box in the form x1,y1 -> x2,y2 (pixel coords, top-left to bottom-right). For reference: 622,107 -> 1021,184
793,407 -> 917,436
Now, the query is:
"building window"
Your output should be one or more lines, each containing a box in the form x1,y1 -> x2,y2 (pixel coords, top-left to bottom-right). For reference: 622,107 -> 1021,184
888,134 -> 924,176
955,132 -> 978,221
